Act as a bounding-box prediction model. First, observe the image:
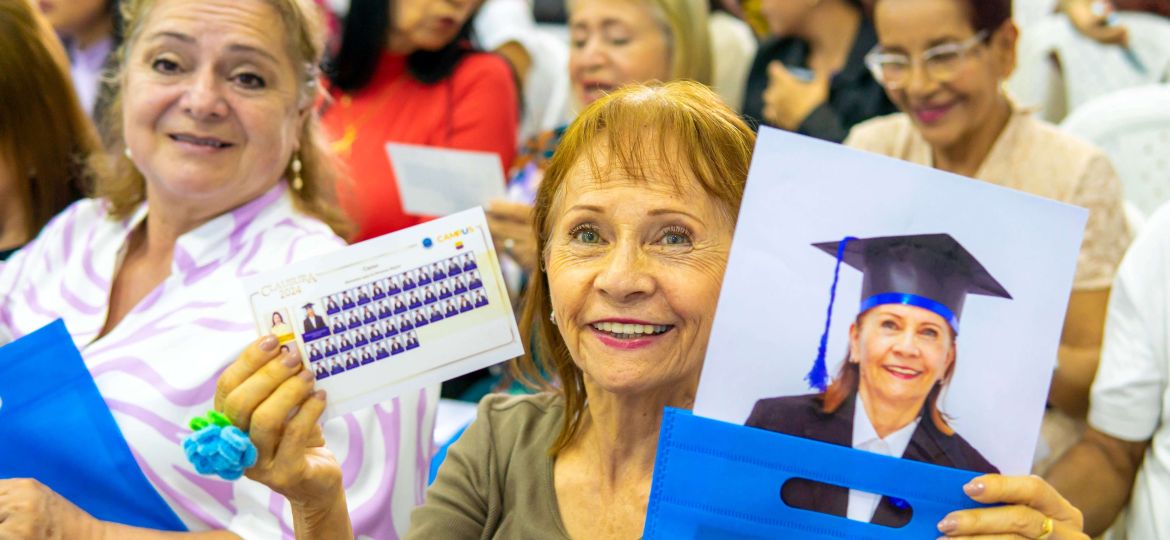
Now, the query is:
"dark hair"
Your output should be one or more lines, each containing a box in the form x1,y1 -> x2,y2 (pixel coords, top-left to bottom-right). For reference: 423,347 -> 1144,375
329,0 -> 479,91
873,0 -> 1011,33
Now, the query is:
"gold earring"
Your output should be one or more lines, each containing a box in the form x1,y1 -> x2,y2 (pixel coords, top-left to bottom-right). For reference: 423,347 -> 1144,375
291,154 -> 304,191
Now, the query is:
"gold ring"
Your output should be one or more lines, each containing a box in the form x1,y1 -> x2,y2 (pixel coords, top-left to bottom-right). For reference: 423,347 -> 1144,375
1037,517 -> 1054,540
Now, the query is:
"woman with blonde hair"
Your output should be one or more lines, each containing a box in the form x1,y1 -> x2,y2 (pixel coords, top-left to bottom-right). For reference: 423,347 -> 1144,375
0,0 -> 434,536
0,0 -> 99,261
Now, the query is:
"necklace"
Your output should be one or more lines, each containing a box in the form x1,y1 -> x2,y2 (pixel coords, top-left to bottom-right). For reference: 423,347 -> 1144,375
330,73 -> 409,157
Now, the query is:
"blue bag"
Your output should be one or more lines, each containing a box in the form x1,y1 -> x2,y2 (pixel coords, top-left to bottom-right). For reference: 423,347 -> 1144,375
643,408 -> 991,539
0,320 -> 187,531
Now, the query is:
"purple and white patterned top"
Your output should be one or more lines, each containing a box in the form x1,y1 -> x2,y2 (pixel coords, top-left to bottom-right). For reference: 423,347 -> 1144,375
0,183 -> 437,538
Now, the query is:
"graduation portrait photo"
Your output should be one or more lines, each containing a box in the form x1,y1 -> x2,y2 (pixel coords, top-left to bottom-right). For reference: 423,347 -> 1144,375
692,128 -> 1090,527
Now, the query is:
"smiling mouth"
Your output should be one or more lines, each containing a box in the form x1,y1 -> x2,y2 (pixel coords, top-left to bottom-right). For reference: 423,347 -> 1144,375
170,134 -> 233,149
885,366 -> 922,378
590,322 -> 673,340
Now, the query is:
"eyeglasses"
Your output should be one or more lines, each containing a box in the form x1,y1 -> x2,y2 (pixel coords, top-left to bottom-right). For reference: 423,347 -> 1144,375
864,30 -> 990,90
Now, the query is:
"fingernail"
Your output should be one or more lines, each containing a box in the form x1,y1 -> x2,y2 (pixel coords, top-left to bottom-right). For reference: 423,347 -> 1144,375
282,350 -> 301,367
259,335 -> 279,351
314,389 -> 327,401
298,368 -> 314,381
937,517 -> 958,533
963,481 -> 985,496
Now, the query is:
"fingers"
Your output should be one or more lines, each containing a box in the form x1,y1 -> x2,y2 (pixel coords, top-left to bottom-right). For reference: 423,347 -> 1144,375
938,475 -> 1088,539
249,368 -> 317,462
215,335 -> 282,411
964,475 -> 1083,527
274,390 -> 327,466
486,200 -> 534,224
220,348 -> 304,432
767,60 -> 792,83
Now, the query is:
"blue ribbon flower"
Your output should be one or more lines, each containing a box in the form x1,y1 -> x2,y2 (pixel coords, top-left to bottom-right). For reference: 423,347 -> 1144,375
182,411 -> 257,481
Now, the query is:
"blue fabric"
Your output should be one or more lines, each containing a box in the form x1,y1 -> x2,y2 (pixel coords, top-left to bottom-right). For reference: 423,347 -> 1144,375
860,292 -> 961,333
0,320 -> 187,531
643,409 -> 990,539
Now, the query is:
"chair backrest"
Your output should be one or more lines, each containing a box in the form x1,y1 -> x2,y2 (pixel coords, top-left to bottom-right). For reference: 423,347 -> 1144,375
521,28 -> 573,141
1060,84 -> 1170,218
1009,13 -> 1170,123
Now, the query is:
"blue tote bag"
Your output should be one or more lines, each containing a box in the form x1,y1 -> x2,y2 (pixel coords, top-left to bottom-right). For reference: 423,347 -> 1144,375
0,320 -> 186,531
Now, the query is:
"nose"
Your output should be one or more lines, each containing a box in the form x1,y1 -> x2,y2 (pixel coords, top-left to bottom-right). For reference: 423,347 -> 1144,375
902,57 -> 938,98
180,66 -> 229,121
891,329 -> 920,357
576,36 -> 607,72
593,240 -> 656,305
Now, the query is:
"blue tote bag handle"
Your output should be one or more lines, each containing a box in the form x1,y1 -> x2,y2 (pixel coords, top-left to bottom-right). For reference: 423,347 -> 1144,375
643,408 -> 991,539
0,320 -> 187,531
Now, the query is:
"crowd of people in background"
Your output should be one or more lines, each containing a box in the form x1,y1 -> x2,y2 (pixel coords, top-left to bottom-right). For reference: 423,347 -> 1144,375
1,0 -> 1169,537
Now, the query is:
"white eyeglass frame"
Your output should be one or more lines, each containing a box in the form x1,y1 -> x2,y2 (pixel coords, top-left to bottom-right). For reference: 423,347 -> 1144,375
864,30 -> 991,89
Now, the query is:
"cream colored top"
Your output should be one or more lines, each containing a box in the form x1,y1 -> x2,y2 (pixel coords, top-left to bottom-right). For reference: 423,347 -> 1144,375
845,108 -> 1131,290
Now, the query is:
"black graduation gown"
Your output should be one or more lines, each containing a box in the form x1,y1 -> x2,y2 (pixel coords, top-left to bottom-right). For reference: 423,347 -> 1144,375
745,392 -> 998,527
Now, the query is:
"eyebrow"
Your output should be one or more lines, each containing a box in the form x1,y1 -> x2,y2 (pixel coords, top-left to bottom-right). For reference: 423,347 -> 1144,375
145,30 -> 280,65
565,204 -> 703,222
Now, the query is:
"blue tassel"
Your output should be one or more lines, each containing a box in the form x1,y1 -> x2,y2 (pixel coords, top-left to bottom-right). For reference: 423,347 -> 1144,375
806,236 -> 857,392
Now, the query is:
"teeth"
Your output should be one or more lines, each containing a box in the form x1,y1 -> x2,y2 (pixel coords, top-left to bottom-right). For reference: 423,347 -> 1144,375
592,322 -> 669,335
174,134 -> 227,148
888,366 -> 920,376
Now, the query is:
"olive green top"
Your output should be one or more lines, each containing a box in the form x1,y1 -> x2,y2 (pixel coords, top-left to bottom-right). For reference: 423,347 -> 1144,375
406,393 -> 572,539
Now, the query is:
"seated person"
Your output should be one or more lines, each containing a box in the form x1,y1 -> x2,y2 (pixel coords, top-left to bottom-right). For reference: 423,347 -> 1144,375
0,0 -> 433,535
847,0 -> 1130,432
211,82 -> 1088,539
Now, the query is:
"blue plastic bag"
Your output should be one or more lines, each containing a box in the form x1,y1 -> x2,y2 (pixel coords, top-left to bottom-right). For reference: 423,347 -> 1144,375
643,408 -> 991,539
0,320 -> 186,531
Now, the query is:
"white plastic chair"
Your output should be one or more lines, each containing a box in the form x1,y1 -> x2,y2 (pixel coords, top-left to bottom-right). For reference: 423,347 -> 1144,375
1060,84 -> 1170,223
1009,13 -> 1170,123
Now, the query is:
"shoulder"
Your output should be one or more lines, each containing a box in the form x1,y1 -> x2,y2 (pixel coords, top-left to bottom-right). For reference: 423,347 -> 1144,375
844,112 -> 916,154
745,393 -> 824,433
915,422 -> 1000,473
1010,114 -> 1108,169
452,52 -> 514,86
475,392 -> 565,439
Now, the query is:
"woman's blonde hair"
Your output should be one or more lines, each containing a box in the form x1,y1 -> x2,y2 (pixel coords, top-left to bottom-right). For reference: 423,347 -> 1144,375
0,0 -> 100,239
94,0 -> 350,237
568,0 -> 713,86
513,81 -> 754,454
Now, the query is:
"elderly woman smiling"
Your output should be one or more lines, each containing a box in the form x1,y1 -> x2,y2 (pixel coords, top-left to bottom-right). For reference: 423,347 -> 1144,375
0,0 -> 432,537
218,82 -> 1092,540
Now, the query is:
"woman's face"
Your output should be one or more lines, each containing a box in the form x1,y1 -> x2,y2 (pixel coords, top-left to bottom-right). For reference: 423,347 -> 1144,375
272,312 -> 283,325
758,0 -> 816,37
873,0 -> 1016,150
393,0 -> 481,52
568,0 -> 672,108
37,0 -> 108,37
121,0 -> 305,220
545,144 -> 734,397
850,303 -> 955,412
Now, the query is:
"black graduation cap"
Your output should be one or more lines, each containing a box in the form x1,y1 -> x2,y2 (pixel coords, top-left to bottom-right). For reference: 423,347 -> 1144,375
302,303 -> 316,310
805,233 -> 1012,391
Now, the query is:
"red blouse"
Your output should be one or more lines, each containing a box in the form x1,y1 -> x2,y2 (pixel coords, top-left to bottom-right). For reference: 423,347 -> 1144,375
323,52 -> 518,242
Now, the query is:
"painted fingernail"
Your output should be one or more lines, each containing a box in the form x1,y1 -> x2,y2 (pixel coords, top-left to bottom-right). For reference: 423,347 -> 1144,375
963,481 -> 986,496
298,368 -> 314,381
282,351 -> 301,367
259,335 -> 279,351
937,517 -> 958,533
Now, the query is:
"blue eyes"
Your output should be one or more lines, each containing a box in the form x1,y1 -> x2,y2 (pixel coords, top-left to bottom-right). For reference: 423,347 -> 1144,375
567,225 -> 693,246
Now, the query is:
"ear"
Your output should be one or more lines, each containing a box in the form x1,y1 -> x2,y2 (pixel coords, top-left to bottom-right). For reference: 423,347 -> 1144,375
991,20 -> 1019,80
848,321 -> 861,363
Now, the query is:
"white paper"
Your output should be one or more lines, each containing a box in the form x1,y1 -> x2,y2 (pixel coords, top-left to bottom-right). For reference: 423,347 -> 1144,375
387,143 -> 506,216
694,128 -> 1088,475
242,207 -> 523,419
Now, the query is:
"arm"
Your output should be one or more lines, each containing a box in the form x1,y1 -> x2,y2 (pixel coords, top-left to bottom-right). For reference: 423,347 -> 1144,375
1048,288 -> 1109,418
1060,0 -> 1129,45
1046,427 -> 1148,535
